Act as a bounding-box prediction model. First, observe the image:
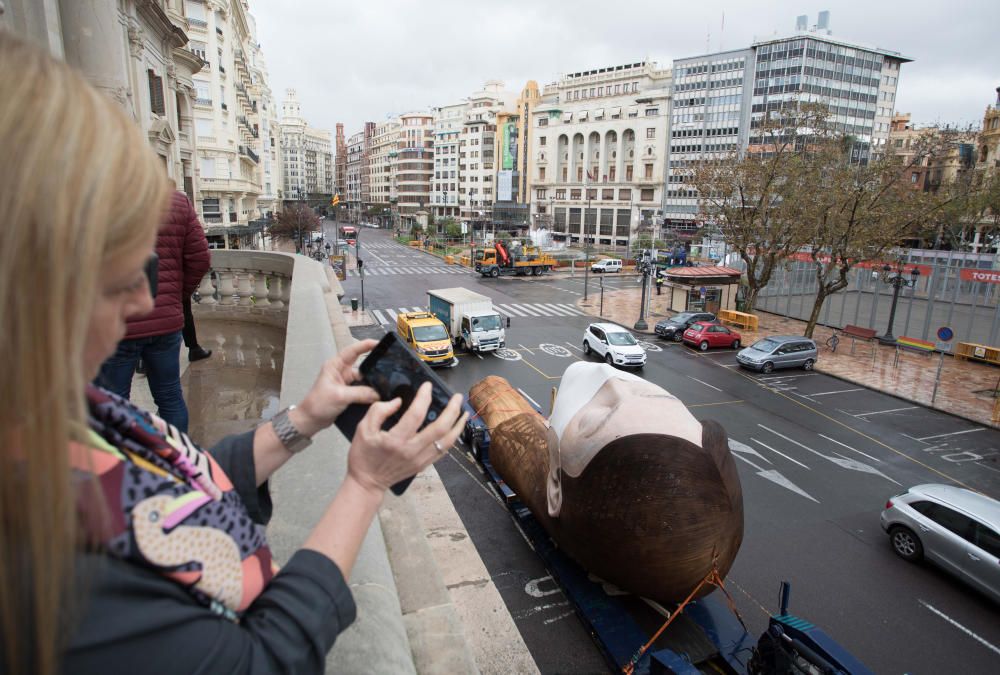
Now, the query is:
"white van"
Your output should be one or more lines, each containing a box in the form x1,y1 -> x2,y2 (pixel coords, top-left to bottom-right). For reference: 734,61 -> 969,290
591,258 -> 622,273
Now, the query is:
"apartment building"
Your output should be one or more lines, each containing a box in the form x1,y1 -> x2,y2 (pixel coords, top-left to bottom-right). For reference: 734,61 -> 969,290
396,112 -> 434,226
369,118 -> 400,225
459,81 -> 516,230
335,122 -> 347,200
664,13 -> 911,235
432,102 -> 467,221
279,88 -> 334,204
529,61 -> 671,249
491,81 -> 542,234
249,34 -> 280,218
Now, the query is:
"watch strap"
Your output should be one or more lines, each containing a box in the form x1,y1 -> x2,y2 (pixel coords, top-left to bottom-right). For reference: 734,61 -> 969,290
272,405 -> 312,454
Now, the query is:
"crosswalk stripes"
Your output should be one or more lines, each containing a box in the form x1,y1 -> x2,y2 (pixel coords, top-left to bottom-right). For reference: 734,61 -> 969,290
346,265 -> 470,277
367,302 -> 590,325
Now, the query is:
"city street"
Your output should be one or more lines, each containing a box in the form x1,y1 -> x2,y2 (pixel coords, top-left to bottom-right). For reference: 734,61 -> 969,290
340,228 -> 1000,674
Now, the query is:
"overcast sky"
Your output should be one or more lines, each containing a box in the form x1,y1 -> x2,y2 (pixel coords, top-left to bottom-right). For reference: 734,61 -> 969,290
250,0 -> 998,137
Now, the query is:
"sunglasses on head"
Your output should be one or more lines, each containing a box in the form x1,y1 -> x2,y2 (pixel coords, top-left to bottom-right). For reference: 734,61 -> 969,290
143,254 -> 159,299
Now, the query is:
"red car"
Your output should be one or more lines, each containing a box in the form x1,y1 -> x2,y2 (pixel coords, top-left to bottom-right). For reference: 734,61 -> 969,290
682,321 -> 742,351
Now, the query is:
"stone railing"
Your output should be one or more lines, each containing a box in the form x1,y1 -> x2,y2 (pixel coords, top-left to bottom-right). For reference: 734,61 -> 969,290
191,250 -> 293,328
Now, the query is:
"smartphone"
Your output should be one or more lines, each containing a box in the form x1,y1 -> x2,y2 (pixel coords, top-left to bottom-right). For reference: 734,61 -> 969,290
335,331 -> 460,495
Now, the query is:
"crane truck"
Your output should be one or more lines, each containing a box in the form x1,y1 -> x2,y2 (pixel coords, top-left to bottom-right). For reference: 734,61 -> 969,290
475,240 -> 556,278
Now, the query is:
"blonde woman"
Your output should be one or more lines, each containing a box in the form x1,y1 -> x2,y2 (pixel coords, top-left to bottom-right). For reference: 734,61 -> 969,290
0,34 -> 466,674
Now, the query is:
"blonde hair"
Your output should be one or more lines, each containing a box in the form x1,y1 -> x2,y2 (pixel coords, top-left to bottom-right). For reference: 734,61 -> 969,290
0,34 -> 169,673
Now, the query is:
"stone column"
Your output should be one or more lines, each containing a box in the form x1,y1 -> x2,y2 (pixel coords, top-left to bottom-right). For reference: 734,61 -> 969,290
58,0 -> 132,112
2,0 -> 65,57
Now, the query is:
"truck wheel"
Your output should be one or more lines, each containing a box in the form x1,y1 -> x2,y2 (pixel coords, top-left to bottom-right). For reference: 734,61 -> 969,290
532,266 -> 541,276
490,267 -> 499,278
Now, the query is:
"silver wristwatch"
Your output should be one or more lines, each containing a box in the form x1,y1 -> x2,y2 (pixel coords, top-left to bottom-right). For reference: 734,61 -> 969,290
272,405 -> 312,454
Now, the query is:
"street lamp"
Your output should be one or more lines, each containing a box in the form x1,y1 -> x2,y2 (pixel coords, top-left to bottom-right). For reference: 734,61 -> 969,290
878,262 -> 920,345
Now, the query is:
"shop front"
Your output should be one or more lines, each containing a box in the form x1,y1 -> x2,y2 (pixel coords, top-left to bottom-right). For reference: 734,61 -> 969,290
661,266 -> 741,315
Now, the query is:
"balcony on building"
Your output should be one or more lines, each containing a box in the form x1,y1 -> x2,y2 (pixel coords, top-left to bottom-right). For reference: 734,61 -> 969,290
187,17 -> 207,30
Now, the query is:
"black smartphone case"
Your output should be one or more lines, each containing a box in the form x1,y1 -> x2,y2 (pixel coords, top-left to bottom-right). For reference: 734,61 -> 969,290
334,332 -> 458,495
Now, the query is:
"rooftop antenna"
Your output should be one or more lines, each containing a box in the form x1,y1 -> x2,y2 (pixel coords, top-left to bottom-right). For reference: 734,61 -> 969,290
706,26 -> 710,53
719,11 -> 725,51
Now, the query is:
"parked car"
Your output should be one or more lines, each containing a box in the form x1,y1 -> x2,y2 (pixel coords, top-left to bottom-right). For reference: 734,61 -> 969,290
682,322 -> 741,351
881,484 -> 1000,604
591,258 -> 622,273
654,312 -> 717,342
736,335 -> 818,373
582,322 -> 646,368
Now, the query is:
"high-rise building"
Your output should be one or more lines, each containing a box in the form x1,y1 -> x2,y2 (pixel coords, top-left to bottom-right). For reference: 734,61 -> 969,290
664,14 -> 911,237
334,122 -> 347,202
529,61 -> 672,249
370,118 -> 401,226
432,102 -> 467,221
396,112 -> 435,226
493,81 -> 542,235
279,88 -> 334,204
346,130 -> 365,223
459,81 -> 516,230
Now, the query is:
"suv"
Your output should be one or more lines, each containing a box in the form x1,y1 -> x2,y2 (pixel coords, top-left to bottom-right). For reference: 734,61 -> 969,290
881,484 -> 1000,603
654,312 -> 716,342
736,335 -> 818,373
591,258 -> 622,273
582,323 -> 646,368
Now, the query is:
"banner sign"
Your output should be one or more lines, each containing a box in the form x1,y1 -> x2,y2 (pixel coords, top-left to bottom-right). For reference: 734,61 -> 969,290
502,122 -> 516,170
960,268 -> 1000,284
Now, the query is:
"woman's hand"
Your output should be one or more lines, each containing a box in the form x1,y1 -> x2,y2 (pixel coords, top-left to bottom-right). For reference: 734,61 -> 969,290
292,339 -> 381,437
346,382 -> 468,496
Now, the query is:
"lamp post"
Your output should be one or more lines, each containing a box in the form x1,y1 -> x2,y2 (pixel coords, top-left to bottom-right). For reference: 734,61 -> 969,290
583,197 -> 592,302
878,262 -> 921,345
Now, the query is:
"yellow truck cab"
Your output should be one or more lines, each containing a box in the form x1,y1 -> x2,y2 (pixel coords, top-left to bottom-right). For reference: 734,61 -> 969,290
396,312 -> 455,367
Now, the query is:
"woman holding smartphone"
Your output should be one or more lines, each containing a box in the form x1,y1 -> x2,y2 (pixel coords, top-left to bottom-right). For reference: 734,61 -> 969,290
0,34 -> 466,675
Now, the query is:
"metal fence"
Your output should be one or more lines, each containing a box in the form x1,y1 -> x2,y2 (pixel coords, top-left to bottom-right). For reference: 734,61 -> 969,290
754,249 -> 1000,347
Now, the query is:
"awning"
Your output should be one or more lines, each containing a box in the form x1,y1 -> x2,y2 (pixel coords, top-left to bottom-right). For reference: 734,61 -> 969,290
563,111 -> 573,122
578,110 -> 588,121
610,107 -> 622,116
627,106 -> 638,116
593,108 -> 605,119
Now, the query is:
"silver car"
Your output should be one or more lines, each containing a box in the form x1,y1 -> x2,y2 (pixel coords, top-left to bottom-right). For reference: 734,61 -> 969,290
881,484 -> 1000,603
736,335 -> 817,373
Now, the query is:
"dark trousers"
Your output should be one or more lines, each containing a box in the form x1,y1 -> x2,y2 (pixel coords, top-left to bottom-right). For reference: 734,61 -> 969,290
182,295 -> 200,349
98,331 -> 189,432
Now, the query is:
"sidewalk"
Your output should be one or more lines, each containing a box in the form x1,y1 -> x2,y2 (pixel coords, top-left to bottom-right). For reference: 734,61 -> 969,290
590,283 -> 1000,430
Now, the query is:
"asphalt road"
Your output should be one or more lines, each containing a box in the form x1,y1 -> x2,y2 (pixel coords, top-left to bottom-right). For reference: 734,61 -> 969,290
338,226 -> 1000,675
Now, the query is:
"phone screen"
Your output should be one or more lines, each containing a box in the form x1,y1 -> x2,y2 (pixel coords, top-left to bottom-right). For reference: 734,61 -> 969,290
336,332 -> 460,495
360,332 -> 457,430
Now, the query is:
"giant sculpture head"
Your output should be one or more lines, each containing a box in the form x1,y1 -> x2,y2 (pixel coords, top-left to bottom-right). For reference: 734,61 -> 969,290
470,362 -> 743,603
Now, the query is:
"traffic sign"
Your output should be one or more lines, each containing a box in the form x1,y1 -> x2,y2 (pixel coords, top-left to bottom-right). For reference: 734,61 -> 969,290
936,326 -> 954,342
699,286 -> 707,298
935,342 -> 952,353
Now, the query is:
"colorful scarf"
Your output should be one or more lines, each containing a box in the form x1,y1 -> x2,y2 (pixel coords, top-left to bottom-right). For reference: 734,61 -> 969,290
71,385 -> 276,620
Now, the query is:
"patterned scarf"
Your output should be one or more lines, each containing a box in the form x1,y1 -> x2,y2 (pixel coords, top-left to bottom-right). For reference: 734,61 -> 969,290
71,385 -> 276,620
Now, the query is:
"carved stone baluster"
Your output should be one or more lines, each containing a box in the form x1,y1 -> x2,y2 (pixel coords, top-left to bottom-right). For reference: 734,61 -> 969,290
267,274 -> 283,308
237,271 -> 254,306
196,273 -> 217,306
280,275 -> 292,306
253,272 -> 270,307
218,269 -> 236,306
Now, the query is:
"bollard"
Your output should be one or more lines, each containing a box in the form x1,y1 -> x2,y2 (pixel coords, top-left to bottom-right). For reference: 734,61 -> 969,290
351,297 -> 358,311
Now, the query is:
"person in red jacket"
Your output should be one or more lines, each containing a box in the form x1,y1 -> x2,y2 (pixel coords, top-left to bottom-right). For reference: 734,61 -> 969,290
98,190 -> 211,432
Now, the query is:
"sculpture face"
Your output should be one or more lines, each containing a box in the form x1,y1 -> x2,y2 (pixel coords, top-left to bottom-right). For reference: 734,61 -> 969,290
546,363 -> 703,517
469,362 -> 744,604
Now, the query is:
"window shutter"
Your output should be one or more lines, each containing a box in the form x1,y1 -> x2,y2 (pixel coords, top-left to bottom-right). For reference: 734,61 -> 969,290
147,69 -> 165,115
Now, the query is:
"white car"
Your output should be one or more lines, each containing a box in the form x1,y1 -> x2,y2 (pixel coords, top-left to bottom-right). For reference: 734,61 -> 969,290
582,323 -> 646,368
591,258 -> 622,273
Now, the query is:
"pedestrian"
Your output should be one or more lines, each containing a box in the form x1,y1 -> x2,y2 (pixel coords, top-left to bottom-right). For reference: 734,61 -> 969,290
97,189 -> 211,433
0,33 -> 466,675
656,274 -> 663,296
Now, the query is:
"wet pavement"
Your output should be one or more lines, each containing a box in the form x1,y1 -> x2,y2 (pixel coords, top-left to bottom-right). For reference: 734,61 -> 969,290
591,282 -> 1000,430
130,319 -> 284,447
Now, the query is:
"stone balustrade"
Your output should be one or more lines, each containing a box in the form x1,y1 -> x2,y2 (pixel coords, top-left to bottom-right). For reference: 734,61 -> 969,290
191,250 -> 294,328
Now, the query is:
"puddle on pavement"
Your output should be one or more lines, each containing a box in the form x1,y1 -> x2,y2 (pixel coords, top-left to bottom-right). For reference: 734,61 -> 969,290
184,320 -> 285,448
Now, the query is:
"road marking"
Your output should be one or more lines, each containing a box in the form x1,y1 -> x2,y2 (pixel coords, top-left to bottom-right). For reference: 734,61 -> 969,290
919,600 -> 1000,657
494,305 -> 513,317
556,303 -> 587,316
687,400 -> 744,408
808,388 -> 865,397
732,454 -> 819,503
385,309 -> 398,321
818,434 -> 883,463
687,376 -> 722,392
850,406 -> 919,418
543,610 -> 576,626
517,388 -> 541,409
916,428 -> 986,441
757,374 -> 812,381
510,303 -> 544,317
411,306 -> 424,313
497,304 -> 529,317
728,439 -> 772,463
564,341 -> 583,353
518,344 -> 535,355
759,424 -> 899,484
539,303 -> 575,316
372,310 -> 388,325
750,438 -> 811,469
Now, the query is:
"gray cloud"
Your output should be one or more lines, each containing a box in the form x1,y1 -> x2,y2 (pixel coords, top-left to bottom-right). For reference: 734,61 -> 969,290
250,0 -> 1000,135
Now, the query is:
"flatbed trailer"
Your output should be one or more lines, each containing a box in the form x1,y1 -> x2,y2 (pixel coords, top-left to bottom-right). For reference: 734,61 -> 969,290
463,412 -> 874,675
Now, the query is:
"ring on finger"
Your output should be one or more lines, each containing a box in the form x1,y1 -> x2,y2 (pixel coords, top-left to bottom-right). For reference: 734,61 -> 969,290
433,440 -> 445,453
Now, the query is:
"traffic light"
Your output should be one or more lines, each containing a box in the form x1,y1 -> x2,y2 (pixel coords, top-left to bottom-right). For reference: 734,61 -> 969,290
331,194 -> 341,207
